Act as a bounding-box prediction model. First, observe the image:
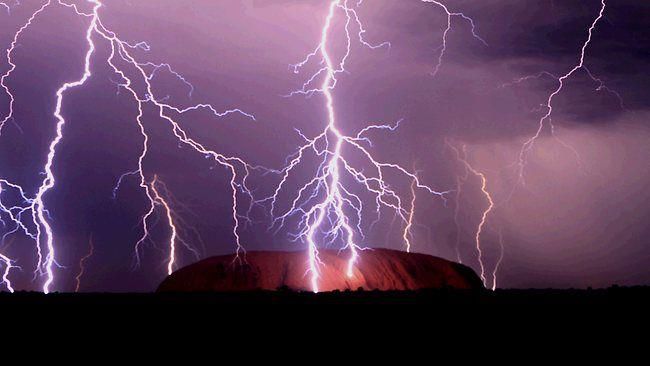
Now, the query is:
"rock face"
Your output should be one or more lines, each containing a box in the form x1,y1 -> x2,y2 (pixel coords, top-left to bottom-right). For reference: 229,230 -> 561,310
158,249 -> 483,292
157,249 -> 483,292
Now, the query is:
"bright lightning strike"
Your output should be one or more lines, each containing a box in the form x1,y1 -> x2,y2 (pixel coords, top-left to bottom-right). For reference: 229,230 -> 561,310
1,0 -> 51,135
447,141 -> 494,286
262,0 -> 482,292
402,177 -> 418,254
516,0 -> 608,182
149,175 -> 178,276
31,0 -> 102,294
0,252 -> 15,292
0,178 -> 34,292
491,227 -> 504,291
0,0 -> 86,293
0,0 -> 257,292
0,0 -> 509,294
133,175 -> 202,276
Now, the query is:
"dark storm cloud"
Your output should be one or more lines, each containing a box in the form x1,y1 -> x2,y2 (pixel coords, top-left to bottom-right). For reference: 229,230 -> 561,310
462,0 -> 650,112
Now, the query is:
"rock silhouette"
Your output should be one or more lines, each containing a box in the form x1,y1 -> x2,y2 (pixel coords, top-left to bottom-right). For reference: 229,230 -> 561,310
157,249 -> 484,292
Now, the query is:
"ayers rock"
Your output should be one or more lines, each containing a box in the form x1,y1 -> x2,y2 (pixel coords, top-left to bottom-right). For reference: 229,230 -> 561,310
157,248 -> 484,292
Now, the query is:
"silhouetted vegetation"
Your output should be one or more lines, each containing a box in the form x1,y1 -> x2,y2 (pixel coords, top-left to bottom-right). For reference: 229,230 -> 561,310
1,286 -> 648,307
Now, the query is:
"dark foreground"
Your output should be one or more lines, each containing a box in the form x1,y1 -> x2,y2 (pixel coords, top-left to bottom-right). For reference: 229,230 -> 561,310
2,286 -> 649,307
2,287 -> 648,343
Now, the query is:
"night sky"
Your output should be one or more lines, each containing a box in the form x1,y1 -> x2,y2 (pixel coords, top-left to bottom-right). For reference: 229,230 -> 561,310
0,0 -> 648,292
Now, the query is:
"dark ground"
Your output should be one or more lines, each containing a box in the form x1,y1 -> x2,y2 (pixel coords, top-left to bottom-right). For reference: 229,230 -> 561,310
2,287 -> 647,350
3,286 -> 649,308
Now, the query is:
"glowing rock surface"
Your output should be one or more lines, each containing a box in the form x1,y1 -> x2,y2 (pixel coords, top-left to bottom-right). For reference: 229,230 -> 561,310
157,249 -> 483,292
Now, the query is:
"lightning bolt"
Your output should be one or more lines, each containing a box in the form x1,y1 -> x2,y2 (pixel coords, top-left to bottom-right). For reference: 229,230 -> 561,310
1,0 -> 487,293
447,141 -> 494,285
0,252 -> 14,292
1,0 -> 51,134
421,0 -> 488,77
0,0 -> 68,293
30,0 -> 103,294
148,175 -> 178,276
516,0 -> 607,182
468,0 -> 610,288
452,174 -> 466,264
0,178 -> 35,292
471,161 -> 493,285
1,0 -> 257,292
491,226 -> 504,291
402,178 -> 417,254
263,0 -> 482,292
74,233 -> 94,293
79,0 -> 259,274
140,175 -> 203,275
0,1 -> 18,15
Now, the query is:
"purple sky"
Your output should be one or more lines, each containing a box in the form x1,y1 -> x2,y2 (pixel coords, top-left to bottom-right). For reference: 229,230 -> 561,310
0,0 -> 648,292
